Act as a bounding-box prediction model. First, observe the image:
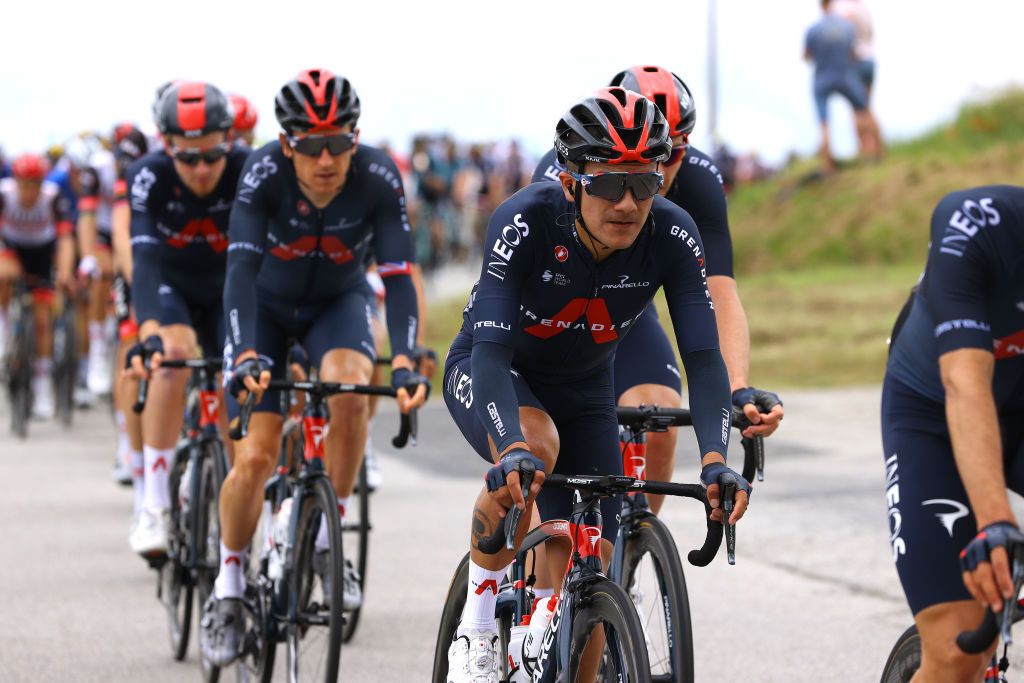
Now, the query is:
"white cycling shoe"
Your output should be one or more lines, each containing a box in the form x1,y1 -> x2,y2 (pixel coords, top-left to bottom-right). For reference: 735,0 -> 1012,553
86,345 -> 112,395
447,629 -> 500,683
129,508 -> 168,556
31,375 -> 54,420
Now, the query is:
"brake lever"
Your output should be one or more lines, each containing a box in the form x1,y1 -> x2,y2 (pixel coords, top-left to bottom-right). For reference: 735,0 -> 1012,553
721,481 -> 737,565
504,469 -> 534,551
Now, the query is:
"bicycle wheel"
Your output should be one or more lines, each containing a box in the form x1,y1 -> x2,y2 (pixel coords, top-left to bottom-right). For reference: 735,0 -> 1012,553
286,476 -> 344,683
235,501 -> 277,683
879,625 -> 920,683
340,461 -> 370,643
431,552 -> 470,683
52,304 -> 76,428
569,581 -> 651,683
9,301 -> 34,438
197,442 -> 227,683
163,448 -> 193,660
617,515 -> 693,682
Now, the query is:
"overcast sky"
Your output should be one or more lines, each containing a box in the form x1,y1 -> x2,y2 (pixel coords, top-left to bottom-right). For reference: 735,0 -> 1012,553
2,0 -> 1020,164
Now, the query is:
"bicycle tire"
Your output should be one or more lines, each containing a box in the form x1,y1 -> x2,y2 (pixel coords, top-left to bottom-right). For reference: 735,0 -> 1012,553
197,442 -> 227,683
9,299 -> 34,438
236,480 -> 277,683
618,515 -> 694,682
340,461 -> 370,643
431,552 -> 470,683
163,448 -> 193,660
569,581 -> 651,683
53,303 -> 76,428
286,476 -> 345,683
879,625 -> 920,683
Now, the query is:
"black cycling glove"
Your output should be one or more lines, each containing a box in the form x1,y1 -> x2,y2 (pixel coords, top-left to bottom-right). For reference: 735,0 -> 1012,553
732,386 -> 783,413
700,461 -> 752,499
485,449 -> 546,493
228,357 -> 268,399
392,367 -> 431,401
125,334 -> 164,369
960,522 -> 1024,573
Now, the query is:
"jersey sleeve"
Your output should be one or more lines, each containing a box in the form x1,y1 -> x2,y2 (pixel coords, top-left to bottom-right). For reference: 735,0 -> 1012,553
367,155 -> 418,359
224,151 -> 274,356
660,209 -> 731,458
52,193 -> 73,237
469,197 -> 537,453
674,155 -> 734,278
128,160 -> 165,326
530,148 -> 564,184
920,192 -> 997,356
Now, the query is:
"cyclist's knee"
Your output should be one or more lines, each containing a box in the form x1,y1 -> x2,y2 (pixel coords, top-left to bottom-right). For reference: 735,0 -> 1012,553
233,443 -> 277,487
328,392 -> 369,424
319,348 -> 372,384
916,602 -> 994,681
160,326 -> 198,360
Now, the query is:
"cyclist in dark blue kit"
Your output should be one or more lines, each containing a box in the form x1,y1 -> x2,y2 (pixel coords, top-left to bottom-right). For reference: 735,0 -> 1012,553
443,87 -> 751,683
882,185 -> 1024,681
201,69 -> 429,665
125,81 -> 245,558
533,65 -> 783,516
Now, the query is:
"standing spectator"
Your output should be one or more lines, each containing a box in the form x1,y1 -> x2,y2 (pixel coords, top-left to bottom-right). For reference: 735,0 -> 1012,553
830,0 -> 885,156
804,0 -> 880,173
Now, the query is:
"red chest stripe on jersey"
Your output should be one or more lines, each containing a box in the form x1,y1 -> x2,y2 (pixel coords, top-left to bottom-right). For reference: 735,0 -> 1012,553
523,298 -> 618,344
319,236 -> 354,264
994,328 -> 1024,360
167,217 -> 228,253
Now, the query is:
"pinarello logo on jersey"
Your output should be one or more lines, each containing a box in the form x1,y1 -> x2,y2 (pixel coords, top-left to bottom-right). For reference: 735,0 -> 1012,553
297,200 -> 310,217
554,245 -> 568,262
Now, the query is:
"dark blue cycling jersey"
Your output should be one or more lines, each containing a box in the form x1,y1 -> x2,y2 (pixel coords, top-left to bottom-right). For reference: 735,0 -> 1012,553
128,147 -> 248,326
457,180 -> 731,459
887,185 -> 1024,411
223,142 -> 417,361
532,144 -> 733,278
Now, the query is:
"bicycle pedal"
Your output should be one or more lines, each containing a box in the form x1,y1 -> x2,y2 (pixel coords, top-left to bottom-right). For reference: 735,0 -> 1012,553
143,551 -> 169,570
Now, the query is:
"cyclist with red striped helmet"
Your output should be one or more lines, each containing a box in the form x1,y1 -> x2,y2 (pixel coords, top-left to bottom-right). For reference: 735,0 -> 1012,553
228,93 -> 258,148
124,81 -> 249,558
0,154 -> 75,419
201,68 -> 428,666
534,65 -> 784,518
442,87 -> 750,682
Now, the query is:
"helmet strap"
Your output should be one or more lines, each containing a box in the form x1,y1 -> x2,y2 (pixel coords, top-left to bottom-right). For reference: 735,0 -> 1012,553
572,181 -> 612,255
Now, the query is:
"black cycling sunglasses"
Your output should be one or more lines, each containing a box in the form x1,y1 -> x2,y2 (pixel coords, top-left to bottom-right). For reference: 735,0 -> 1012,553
171,143 -> 230,166
571,171 -> 665,202
288,133 -> 357,157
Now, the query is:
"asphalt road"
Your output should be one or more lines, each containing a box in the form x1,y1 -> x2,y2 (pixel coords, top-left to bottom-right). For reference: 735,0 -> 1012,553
2,387 -> 1021,682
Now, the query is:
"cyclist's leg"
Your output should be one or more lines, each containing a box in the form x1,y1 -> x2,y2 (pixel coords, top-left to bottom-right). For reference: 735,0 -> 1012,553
881,376 -> 991,680
86,237 -> 114,393
21,244 -> 57,417
0,248 -> 20,336
443,349 -> 556,629
303,290 -> 376,502
117,318 -> 145,514
614,305 -> 683,515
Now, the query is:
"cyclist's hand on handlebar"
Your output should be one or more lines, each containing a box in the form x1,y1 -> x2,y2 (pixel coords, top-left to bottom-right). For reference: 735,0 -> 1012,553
700,459 -> 751,525
228,354 -> 271,403
413,345 -> 438,378
391,366 -> 430,413
125,334 -> 164,380
960,521 -> 1024,612
485,448 -> 546,514
732,386 -> 784,438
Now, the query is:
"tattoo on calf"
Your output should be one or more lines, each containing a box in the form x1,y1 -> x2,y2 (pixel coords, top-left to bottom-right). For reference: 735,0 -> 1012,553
472,506 -> 496,549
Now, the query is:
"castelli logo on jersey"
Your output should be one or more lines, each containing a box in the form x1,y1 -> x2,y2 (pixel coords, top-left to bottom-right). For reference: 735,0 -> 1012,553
554,245 -> 568,262
297,200 -> 310,216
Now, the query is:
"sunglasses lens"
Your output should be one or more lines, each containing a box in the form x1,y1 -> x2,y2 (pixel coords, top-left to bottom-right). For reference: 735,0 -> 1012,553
586,174 -> 626,202
627,173 -> 663,200
175,151 -> 200,166
202,148 -> 227,164
292,135 -> 354,157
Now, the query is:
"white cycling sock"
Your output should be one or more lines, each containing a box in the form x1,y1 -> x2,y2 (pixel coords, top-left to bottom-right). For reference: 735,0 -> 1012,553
34,356 -> 53,377
315,496 -> 352,551
130,449 -> 144,516
533,587 -> 555,600
213,542 -> 248,599
142,445 -> 173,512
115,411 -> 130,464
457,561 -> 507,636
88,321 -> 104,345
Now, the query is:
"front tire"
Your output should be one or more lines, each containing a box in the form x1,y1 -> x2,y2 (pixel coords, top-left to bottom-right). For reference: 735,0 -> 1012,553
570,582 -> 651,683
341,461 -> 370,643
431,553 -> 470,683
879,625 -> 920,683
286,477 -> 344,682
617,515 -> 693,682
